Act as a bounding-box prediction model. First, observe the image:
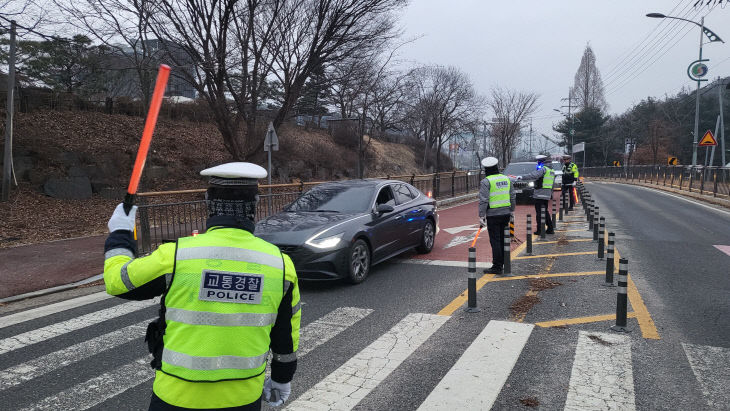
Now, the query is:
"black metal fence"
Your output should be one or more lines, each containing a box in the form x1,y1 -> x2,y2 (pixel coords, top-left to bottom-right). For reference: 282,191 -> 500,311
135,170 -> 484,254
583,165 -> 730,199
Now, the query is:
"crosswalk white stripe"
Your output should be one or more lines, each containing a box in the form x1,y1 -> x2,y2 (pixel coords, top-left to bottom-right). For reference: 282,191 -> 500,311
564,331 -> 635,411
417,320 -> 533,410
19,357 -> 151,411
285,313 -> 448,411
0,320 -> 151,391
298,307 -> 373,357
0,299 -> 157,355
682,342 -> 730,409
19,307 -> 372,410
0,292 -> 112,330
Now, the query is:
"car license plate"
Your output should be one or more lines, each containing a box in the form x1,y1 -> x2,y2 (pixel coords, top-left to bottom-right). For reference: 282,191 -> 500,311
515,189 -> 522,194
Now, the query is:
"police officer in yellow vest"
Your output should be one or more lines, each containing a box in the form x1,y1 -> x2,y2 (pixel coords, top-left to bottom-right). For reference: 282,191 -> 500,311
478,157 -> 515,275
521,155 -> 556,234
103,162 -> 301,410
561,155 -> 579,210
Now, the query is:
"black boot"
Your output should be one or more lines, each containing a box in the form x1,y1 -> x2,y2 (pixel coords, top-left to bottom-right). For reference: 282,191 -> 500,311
486,265 -> 503,274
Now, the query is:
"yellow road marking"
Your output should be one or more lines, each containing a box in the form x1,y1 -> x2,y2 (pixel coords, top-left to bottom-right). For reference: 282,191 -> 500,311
514,251 -> 596,260
626,275 -> 660,339
437,273 -> 496,316
511,234 -> 531,257
489,271 -> 604,282
532,239 -> 593,245
554,229 -> 586,232
536,312 -> 638,328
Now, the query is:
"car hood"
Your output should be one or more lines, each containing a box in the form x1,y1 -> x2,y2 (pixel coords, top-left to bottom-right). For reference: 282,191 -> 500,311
255,211 -> 362,245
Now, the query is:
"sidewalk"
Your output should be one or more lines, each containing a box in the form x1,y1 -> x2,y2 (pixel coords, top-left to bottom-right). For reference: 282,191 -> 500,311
0,235 -> 105,299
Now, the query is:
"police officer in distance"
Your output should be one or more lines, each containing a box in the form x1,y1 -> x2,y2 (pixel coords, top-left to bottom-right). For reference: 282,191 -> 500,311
478,157 -> 516,275
103,162 -> 300,410
561,155 -> 579,210
521,155 -> 555,235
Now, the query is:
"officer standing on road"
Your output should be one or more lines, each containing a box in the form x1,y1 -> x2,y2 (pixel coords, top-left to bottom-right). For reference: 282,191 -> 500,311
478,157 -> 516,275
561,155 -> 579,210
103,162 -> 301,410
521,155 -> 555,235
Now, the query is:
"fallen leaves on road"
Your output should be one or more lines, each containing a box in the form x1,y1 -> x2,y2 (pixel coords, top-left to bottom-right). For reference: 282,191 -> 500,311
519,397 -> 540,407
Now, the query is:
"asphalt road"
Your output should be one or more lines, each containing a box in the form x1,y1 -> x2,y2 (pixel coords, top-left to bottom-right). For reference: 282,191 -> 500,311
1,191 -> 729,410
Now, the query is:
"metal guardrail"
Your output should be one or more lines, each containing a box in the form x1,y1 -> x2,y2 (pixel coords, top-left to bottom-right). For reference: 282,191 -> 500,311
583,165 -> 730,200
135,170 -> 484,254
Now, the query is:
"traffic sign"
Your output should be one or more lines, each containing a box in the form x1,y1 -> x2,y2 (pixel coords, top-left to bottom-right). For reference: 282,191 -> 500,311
612,161 -> 621,167
667,156 -> 678,165
698,130 -> 717,147
264,122 -> 279,152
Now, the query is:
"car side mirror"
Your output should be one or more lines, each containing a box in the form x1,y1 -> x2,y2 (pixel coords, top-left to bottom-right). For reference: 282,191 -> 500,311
376,204 -> 394,214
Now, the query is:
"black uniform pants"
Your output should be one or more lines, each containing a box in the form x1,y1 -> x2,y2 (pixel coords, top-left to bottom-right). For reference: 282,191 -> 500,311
562,183 -> 575,209
534,199 -> 553,232
150,393 -> 262,411
486,214 -> 510,268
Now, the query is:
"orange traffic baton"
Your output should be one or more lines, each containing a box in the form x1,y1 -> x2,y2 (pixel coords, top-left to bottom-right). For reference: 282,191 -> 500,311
123,64 -> 171,214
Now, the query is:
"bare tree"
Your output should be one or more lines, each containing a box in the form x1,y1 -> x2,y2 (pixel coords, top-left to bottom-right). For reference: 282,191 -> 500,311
488,87 -> 539,166
573,44 -> 607,112
53,0 -> 157,108
403,65 -> 484,172
146,0 -> 406,161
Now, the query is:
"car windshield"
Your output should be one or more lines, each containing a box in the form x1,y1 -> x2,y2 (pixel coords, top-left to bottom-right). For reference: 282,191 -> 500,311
546,162 -> 562,170
285,184 -> 374,213
504,163 -> 538,175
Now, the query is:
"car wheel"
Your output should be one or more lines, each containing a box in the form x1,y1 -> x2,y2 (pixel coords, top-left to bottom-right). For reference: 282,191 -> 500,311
345,239 -> 371,284
416,219 -> 435,254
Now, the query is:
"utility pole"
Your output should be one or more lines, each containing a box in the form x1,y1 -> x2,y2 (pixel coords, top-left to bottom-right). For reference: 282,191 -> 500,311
719,76 -> 726,167
2,20 -> 17,202
691,16 -> 706,167
560,89 -> 577,155
529,119 -> 533,157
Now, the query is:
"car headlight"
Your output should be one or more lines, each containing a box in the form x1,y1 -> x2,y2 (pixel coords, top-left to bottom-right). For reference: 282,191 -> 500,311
305,232 -> 345,249
528,181 -> 535,187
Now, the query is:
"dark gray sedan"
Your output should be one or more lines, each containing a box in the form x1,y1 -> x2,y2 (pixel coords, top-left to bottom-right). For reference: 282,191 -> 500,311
255,179 -> 438,284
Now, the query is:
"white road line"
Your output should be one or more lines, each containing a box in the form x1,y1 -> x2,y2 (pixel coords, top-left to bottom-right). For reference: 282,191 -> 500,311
0,292 -> 112,330
18,307 -> 372,410
286,313 -> 448,411
393,259 -> 493,269
298,307 -> 373,357
595,181 -> 730,217
0,299 -> 157,355
682,343 -> 730,409
564,331 -> 635,411
417,320 -> 533,411
0,320 -> 151,391
20,357 -> 151,411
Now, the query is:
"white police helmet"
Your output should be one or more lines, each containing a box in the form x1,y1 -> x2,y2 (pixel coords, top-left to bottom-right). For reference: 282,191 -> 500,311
534,155 -> 548,163
481,157 -> 499,168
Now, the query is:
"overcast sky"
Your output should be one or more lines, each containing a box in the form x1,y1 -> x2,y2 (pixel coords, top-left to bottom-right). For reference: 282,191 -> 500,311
397,0 -> 730,152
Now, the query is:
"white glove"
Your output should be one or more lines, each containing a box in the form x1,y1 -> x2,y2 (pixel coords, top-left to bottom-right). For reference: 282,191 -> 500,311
479,216 -> 487,228
108,203 -> 138,232
263,377 -> 291,407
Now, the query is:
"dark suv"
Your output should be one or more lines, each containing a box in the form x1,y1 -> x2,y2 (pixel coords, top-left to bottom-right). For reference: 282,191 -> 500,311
503,162 -> 539,203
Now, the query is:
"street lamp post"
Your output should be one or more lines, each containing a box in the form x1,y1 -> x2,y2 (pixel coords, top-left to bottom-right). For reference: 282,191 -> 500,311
647,13 -> 724,166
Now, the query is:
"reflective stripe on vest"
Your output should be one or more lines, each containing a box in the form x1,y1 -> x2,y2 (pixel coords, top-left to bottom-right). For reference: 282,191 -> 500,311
161,231 -> 285,382
162,347 -> 269,371
542,168 -> 555,189
485,174 -> 511,208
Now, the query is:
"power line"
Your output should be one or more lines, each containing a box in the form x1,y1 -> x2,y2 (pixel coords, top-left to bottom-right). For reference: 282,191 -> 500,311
605,5 -> 719,98
603,4 -> 698,88
601,0 -> 687,79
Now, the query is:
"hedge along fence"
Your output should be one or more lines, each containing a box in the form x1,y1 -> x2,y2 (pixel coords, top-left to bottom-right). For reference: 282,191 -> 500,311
135,169 -> 484,254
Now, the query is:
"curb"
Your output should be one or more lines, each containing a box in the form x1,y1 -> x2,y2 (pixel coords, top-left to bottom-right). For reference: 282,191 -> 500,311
0,274 -> 104,304
436,192 -> 479,207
